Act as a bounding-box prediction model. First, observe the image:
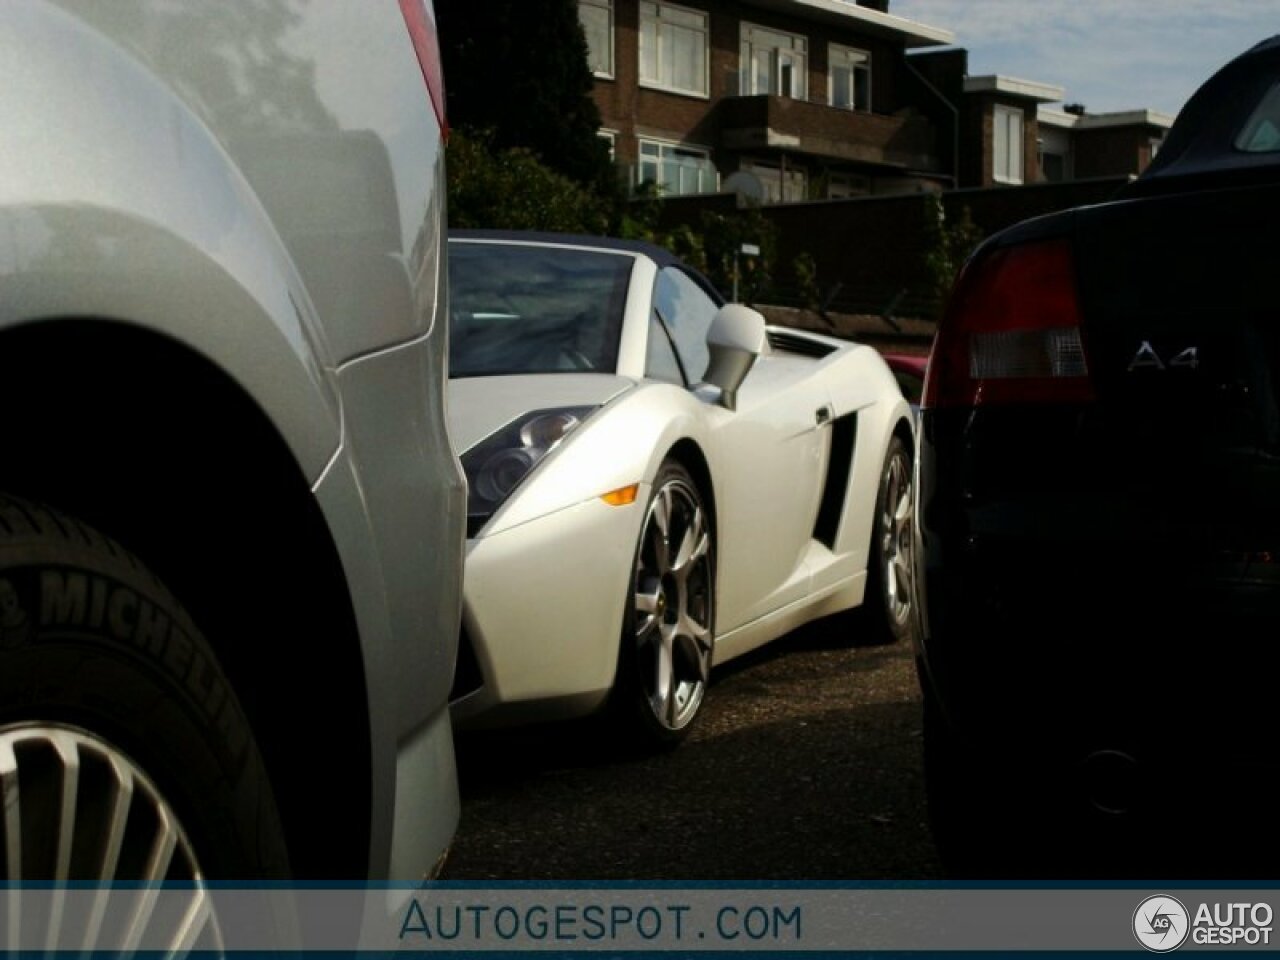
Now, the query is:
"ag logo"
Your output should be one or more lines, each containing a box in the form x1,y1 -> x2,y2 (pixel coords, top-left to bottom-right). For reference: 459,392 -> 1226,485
1134,895 -> 1190,952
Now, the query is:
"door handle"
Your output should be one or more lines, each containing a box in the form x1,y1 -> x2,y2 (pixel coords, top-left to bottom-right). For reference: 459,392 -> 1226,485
815,405 -> 833,425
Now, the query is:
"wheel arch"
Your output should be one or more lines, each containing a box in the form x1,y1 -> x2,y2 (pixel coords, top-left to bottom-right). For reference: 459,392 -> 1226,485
663,437 -> 718,540
891,415 -> 915,459
0,318 -> 372,879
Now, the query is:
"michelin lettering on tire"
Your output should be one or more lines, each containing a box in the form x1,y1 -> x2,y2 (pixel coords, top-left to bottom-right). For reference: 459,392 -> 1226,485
0,494 -> 287,879
29,567 -> 251,768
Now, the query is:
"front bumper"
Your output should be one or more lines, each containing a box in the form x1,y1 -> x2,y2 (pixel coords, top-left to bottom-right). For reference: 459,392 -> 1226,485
450,492 -> 646,728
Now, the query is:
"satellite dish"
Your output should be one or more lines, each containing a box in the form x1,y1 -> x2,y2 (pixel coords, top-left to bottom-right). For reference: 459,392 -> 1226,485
724,171 -> 765,206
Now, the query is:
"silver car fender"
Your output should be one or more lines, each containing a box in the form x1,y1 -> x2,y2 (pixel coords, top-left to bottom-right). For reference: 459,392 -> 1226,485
0,1 -> 342,478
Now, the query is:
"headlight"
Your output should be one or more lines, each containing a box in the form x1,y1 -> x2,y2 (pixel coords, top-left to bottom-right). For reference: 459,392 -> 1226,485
462,406 -> 596,535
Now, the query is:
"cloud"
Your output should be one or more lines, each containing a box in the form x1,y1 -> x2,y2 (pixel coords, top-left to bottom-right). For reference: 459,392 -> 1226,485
892,0 -> 1276,114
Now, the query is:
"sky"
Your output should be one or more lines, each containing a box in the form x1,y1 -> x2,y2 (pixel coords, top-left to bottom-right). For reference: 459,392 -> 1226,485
889,1 -> 1277,118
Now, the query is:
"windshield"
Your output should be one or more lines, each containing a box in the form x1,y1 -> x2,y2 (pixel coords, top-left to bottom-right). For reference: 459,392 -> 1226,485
449,242 -> 633,377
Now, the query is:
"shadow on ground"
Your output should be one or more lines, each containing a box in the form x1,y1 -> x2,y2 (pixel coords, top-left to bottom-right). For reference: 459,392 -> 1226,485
447,625 -> 940,880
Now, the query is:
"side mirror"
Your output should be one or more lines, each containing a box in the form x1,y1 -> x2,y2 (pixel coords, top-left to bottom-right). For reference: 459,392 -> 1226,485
703,304 -> 768,411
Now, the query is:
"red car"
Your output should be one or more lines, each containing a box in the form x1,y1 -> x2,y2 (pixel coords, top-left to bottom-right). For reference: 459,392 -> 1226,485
882,352 -> 928,407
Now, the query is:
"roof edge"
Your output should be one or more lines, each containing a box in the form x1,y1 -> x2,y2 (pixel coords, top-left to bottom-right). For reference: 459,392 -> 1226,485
759,0 -> 954,47
965,74 -> 1066,103
1039,107 -> 1176,130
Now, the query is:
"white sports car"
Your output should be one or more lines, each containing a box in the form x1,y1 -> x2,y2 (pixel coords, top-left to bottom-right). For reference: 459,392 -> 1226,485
447,231 -> 915,744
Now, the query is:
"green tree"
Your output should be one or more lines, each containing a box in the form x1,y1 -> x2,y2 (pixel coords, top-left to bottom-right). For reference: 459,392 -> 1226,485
616,183 -> 707,270
700,208 -> 777,304
447,130 -> 610,233
791,251 -> 821,312
436,0 -> 613,193
922,194 -> 984,319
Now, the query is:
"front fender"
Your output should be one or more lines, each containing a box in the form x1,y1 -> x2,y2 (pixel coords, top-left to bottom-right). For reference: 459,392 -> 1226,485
0,1 -> 340,479
480,383 -> 716,537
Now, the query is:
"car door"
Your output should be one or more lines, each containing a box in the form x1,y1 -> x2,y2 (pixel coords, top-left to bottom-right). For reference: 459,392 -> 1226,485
650,267 -> 832,635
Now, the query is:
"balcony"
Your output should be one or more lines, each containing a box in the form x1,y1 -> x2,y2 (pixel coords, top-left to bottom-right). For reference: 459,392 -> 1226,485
717,95 -> 941,172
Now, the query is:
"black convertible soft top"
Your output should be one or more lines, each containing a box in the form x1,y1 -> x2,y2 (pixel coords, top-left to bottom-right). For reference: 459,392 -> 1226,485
1128,33 -> 1280,195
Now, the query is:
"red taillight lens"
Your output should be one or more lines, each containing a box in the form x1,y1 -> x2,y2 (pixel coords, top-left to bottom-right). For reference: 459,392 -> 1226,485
923,239 -> 1094,409
400,0 -> 448,140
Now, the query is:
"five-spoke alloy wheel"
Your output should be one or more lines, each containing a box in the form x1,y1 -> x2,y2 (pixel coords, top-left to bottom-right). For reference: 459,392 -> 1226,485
617,461 -> 714,745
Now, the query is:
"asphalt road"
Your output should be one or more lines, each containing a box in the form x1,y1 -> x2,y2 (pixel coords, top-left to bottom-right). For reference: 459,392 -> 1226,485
444,621 -> 943,881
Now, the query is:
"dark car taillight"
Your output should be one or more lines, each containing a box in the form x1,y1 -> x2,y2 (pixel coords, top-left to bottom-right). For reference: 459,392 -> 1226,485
923,239 -> 1094,408
400,0 -> 448,139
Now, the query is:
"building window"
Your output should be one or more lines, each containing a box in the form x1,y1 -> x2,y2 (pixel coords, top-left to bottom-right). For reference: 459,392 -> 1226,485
829,45 -> 870,111
637,139 -> 718,196
598,129 -> 616,160
993,105 -> 1024,184
1040,150 -> 1067,182
826,172 -> 869,199
579,0 -> 614,78
1037,126 -> 1071,182
743,160 -> 807,203
740,23 -> 808,100
640,1 -> 708,98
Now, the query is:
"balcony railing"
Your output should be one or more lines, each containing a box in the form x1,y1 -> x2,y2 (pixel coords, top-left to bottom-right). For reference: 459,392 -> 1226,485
620,160 -> 721,198
717,95 -> 941,172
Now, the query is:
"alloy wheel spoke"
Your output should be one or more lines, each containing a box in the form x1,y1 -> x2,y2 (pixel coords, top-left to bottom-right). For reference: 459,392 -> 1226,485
894,488 -> 912,528
651,490 -> 674,574
634,581 -> 661,640
636,613 -> 661,652
895,555 -> 913,594
676,626 -> 711,684
80,757 -> 135,952
666,680 -> 682,728
672,507 -> 707,575
170,887 -> 219,956
119,809 -> 178,954
45,732 -> 82,951
653,629 -> 675,721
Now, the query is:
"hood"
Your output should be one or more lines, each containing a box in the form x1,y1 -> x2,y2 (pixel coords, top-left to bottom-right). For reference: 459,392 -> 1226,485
448,373 -> 637,453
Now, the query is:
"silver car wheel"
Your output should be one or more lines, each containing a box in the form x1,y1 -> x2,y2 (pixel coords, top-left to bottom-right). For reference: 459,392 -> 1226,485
633,477 -> 714,732
0,723 -> 223,954
880,448 -> 914,627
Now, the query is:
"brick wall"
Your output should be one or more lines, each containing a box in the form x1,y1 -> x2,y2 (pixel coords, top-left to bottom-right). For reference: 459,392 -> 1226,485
1073,126 -> 1157,178
653,177 -> 1132,319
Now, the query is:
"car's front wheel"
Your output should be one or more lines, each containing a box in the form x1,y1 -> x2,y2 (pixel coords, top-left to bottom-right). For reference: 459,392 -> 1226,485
0,494 -> 288,944
613,462 -> 714,747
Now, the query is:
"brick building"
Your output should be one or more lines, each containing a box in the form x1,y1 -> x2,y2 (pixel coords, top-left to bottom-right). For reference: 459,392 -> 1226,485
1037,108 -> 1174,181
911,46 -> 1172,187
579,0 -> 1173,200
578,0 -> 957,201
